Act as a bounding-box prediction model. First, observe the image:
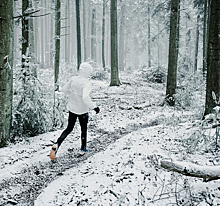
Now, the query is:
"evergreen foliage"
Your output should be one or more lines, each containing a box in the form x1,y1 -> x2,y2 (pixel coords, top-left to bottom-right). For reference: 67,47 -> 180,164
11,63 -> 65,142
142,65 -> 167,83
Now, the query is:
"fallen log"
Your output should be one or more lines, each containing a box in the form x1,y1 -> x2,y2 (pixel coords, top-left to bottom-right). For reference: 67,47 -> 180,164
161,160 -> 220,182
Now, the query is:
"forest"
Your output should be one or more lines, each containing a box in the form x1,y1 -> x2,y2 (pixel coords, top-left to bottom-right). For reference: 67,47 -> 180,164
0,0 -> 220,205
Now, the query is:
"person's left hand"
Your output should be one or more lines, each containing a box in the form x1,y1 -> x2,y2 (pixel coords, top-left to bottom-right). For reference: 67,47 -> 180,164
94,107 -> 100,114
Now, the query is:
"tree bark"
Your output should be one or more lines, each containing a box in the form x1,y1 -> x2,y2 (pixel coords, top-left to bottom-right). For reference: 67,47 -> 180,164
110,0 -> 120,86
40,0 -> 45,67
86,0 -> 92,61
102,0 -> 106,69
91,8 -> 96,61
22,0 -> 29,77
194,6 -> 200,73
65,0 -> 70,63
148,3 -> 151,68
161,160 -> 220,182
50,0 -> 54,69
29,0 -> 37,77
157,21 -> 160,68
83,0 -> 87,61
185,11 -> 191,72
133,35 -> 139,70
44,0 -> 50,68
165,0 -> 180,106
118,1 -> 125,71
204,0 -> 220,116
34,0 -> 40,64
203,0 -> 208,76
106,12 -> 110,67
0,0 -> 14,146
54,0 -> 61,91
75,0 -> 81,70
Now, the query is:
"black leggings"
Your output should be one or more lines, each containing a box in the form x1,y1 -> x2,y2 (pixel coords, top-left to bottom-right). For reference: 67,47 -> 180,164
56,111 -> 89,150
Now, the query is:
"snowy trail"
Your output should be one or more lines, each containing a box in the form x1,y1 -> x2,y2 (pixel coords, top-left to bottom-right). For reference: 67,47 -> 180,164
35,126 -> 167,206
0,119 -> 162,206
1,79 -> 166,206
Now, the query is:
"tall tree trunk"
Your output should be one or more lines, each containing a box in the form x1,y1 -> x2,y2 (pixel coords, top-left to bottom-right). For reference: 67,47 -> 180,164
203,0 -> 208,75
0,0 -> 14,147
133,35 -> 139,70
50,0 -> 54,68
54,0 -> 61,91
110,0 -> 120,86
45,0 -> 50,68
106,13 -> 110,67
194,6 -> 200,73
204,0 -> 220,116
29,0 -> 37,77
157,21 -> 160,68
185,11 -> 191,71
65,0 -> 70,63
22,0 -> 29,83
165,0 -> 180,106
102,0 -> 106,69
119,1 -> 125,71
71,0 -> 77,61
87,1 -> 92,60
124,29 -> 128,69
75,0 -> 81,69
148,3 -> 151,68
40,0 -> 45,67
13,1 -> 19,63
91,8 -> 96,61
83,0 -> 87,61
34,0 -> 40,64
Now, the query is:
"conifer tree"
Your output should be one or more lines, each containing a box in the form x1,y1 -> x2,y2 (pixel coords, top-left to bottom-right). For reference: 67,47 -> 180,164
110,0 -> 120,86
204,0 -> 220,116
76,0 -> 81,69
54,0 -> 61,91
0,0 -> 14,146
165,0 -> 180,106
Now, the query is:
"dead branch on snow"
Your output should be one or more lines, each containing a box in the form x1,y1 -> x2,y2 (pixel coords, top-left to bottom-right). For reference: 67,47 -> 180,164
161,160 -> 220,182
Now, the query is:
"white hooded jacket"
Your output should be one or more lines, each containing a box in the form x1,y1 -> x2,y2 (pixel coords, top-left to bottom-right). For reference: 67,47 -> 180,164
61,62 -> 96,115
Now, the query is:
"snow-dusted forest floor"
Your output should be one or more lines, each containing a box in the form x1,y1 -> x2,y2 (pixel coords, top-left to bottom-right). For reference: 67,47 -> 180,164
0,71 -> 219,206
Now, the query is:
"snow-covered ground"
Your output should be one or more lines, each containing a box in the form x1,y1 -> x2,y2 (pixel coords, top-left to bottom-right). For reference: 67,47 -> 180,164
35,124 -> 220,206
35,126 -> 176,206
0,71 -> 219,206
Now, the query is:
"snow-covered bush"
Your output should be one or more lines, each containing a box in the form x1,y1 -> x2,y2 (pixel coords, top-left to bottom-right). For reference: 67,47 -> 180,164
141,65 -> 167,83
91,69 -> 109,81
11,63 -> 66,142
174,70 -> 205,111
12,75 -> 52,139
183,107 -> 220,153
90,62 -> 109,81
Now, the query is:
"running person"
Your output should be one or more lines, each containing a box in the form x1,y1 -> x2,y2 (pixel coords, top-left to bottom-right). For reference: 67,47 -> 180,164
50,62 -> 100,160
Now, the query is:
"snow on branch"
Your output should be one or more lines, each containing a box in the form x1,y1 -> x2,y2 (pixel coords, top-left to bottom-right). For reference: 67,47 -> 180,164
13,10 -> 40,19
161,160 -> 220,182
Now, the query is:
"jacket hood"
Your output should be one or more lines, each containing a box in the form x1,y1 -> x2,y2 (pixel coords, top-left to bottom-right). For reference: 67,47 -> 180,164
79,62 -> 93,78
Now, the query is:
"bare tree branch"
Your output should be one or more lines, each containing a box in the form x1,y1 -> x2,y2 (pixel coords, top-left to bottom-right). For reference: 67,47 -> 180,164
30,13 -> 51,18
13,9 -> 41,19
